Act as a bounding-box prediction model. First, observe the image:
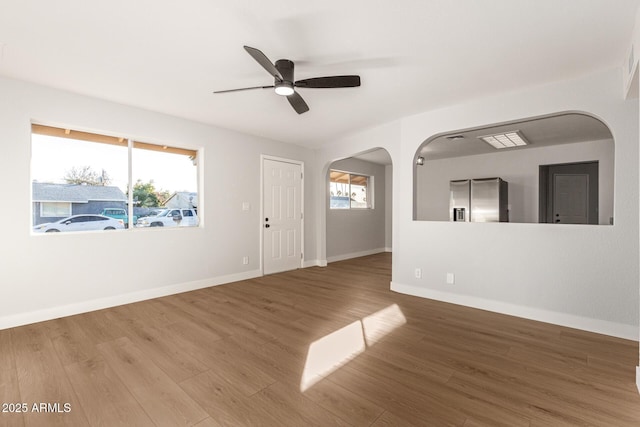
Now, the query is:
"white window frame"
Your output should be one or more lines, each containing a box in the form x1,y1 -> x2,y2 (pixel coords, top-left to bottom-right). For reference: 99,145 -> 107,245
31,124 -> 201,231
329,169 -> 373,210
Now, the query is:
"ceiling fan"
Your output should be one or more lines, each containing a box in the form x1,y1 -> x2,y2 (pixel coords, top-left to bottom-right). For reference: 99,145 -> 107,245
214,46 -> 361,114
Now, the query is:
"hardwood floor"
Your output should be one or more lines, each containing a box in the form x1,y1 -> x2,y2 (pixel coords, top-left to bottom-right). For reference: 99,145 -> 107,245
1,252 -> 639,426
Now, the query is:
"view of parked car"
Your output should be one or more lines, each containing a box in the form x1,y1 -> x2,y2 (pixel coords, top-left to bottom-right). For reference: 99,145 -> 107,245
135,208 -> 198,227
33,214 -> 125,233
101,208 -> 138,228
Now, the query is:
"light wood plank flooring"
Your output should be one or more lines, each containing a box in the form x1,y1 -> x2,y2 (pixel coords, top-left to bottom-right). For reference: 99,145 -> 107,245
1,253 -> 639,426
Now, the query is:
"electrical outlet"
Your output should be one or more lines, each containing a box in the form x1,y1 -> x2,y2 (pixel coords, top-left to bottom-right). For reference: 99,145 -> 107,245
415,268 -> 422,279
242,256 -> 249,265
446,273 -> 455,285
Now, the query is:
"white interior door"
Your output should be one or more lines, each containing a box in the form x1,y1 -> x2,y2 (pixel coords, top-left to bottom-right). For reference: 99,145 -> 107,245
263,158 -> 302,275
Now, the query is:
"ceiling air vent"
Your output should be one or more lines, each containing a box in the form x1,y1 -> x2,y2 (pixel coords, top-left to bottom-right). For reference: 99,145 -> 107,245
479,130 -> 528,149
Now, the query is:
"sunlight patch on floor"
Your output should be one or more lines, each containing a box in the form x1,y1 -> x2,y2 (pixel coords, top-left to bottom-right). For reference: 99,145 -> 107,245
300,304 -> 406,392
362,303 -> 407,346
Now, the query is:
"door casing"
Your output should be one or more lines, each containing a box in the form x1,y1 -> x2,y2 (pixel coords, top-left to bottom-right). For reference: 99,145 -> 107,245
539,161 -> 599,224
260,155 -> 304,275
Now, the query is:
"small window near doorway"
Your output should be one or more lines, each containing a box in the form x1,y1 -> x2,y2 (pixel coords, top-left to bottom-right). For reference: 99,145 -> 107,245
329,170 -> 372,209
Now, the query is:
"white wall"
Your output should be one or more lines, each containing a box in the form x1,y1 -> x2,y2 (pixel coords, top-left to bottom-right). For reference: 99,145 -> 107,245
0,76 -> 317,328
416,139 -> 615,224
326,158 -> 386,262
622,3 -> 640,389
2,68 -> 637,342
318,68 -> 639,340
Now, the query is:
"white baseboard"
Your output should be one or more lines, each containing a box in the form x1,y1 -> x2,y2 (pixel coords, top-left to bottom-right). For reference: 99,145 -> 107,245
391,282 -> 638,341
0,269 -> 262,331
327,247 -> 388,264
303,259 -> 327,268
637,366 -> 640,394
384,247 -> 392,252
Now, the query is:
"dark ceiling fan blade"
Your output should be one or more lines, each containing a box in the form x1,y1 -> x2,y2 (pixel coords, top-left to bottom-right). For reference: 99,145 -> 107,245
244,46 -> 282,81
295,75 -> 361,89
286,91 -> 309,114
213,85 -> 274,94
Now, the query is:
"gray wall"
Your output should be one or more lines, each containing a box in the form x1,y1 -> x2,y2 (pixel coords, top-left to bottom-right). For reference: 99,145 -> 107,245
385,164 -> 393,249
326,158 -> 387,262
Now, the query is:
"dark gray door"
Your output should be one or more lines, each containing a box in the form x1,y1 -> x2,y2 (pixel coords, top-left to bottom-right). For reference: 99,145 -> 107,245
540,162 -> 598,224
553,174 -> 588,224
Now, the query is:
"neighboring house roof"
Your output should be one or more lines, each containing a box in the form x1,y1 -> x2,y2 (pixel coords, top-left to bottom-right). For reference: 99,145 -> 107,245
32,182 -> 127,203
164,191 -> 198,208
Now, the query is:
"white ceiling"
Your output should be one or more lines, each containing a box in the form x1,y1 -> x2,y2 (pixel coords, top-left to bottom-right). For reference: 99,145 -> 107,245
352,149 -> 393,166
0,1 -> 638,148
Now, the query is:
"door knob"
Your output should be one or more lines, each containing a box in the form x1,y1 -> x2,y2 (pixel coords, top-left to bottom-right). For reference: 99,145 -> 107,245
265,224 -> 270,228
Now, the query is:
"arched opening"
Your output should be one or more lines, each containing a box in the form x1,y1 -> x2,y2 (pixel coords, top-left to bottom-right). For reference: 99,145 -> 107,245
324,148 -> 393,263
413,112 -> 614,225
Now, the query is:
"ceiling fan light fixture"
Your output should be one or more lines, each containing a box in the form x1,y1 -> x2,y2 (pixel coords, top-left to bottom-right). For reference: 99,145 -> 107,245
275,82 -> 294,96
215,46 -> 360,114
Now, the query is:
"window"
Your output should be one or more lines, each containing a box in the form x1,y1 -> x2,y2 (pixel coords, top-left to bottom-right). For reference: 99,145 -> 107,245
329,170 -> 372,209
40,202 -> 71,217
71,216 -> 103,223
31,124 -> 199,233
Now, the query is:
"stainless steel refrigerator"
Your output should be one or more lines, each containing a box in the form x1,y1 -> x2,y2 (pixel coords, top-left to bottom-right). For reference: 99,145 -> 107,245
449,178 -> 508,222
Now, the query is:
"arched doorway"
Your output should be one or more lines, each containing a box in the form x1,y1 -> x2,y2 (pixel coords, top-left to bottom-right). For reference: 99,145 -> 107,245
325,148 -> 393,263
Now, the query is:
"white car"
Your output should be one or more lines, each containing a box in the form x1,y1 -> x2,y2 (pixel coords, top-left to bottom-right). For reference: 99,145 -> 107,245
135,208 -> 198,228
33,214 -> 125,233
